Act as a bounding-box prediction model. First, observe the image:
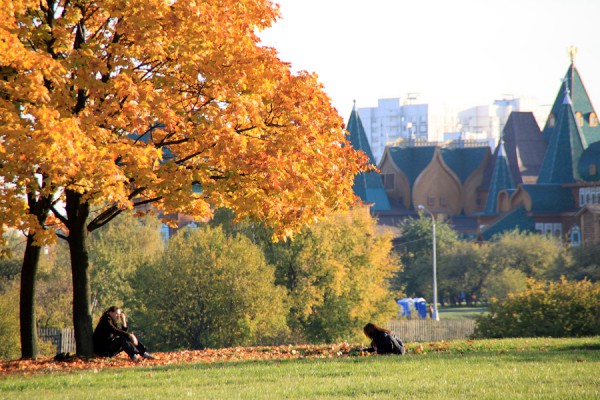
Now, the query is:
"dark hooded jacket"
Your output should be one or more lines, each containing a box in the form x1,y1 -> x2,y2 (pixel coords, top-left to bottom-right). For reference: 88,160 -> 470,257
370,331 -> 405,355
93,312 -> 130,356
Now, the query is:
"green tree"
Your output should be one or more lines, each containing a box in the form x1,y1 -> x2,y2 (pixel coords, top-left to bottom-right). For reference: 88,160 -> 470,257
89,212 -> 163,315
487,230 -> 565,279
209,207 -> 401,342
132,226 -> 288,350
0,281 -> 20,359
396,212 -> 459,301
34,243 -> 72,329
556,245 -> 600,282
440,241 -> 489,306
481,267 -> 528,301
273,209 -> 400,342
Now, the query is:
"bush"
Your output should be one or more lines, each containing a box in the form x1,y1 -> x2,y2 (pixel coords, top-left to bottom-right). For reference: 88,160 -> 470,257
473,278 -> 600,338
132,226 -> 289,350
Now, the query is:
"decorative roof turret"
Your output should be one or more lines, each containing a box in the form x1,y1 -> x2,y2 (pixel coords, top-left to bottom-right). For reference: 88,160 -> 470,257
347,102 -> 391,211
538,49 -> 599,184
484,139 -> 514,214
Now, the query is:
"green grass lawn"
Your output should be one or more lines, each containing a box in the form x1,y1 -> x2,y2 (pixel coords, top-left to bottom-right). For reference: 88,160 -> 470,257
1,337 -> 599,399
438,306 -> 488,319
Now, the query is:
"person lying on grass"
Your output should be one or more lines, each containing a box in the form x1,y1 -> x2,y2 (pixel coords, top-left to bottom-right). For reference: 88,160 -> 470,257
93,306 -> 155,362
362,322 -> 406,355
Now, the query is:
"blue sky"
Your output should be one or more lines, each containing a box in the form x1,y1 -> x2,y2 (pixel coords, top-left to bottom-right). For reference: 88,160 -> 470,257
260,0 -> 600,118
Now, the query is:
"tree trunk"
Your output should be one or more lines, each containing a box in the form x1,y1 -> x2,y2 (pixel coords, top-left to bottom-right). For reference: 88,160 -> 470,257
19,192 -> 51,359
65,190 -> 94,357
19,235 -> 41,359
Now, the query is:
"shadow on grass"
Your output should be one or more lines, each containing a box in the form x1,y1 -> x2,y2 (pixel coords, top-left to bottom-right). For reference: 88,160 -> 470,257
556,343 -> 600,351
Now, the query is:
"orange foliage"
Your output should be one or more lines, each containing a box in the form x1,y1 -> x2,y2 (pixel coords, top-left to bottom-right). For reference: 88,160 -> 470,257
0,343 -> 359,377
0,0 -> 369,239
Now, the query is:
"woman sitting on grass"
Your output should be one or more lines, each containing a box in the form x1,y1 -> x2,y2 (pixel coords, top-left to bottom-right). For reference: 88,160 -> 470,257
93,306 -> 155,362
362,323 -> 406,355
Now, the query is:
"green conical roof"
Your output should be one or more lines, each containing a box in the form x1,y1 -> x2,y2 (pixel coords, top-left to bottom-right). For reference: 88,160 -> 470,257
484,140 -> 514,214
542,63 -> 600,145
537,88 -> 585,183
347,104 -> 391,211
538,60 -> 600,184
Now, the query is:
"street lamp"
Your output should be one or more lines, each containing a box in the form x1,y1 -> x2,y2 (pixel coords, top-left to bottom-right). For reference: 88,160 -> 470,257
418,204 -> 440,321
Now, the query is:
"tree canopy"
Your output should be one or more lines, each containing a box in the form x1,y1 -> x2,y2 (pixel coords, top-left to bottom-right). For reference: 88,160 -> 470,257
1,0 -> 368,238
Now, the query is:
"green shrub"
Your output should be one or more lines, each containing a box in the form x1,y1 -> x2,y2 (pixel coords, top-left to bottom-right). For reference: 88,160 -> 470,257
473,278 -> 600,338
0,282 -> 20,359
132,226 -> 289,350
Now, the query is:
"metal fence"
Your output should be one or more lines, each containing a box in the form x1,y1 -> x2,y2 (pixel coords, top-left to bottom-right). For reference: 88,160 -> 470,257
37,321 -> 475,354
386,319 -> 476,342
38,327 -> 76,354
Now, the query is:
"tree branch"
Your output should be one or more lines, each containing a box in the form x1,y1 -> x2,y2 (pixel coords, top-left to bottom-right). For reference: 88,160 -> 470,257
133,196 -> 162,208
87,187 -> 147,231
50,204 -> 68,226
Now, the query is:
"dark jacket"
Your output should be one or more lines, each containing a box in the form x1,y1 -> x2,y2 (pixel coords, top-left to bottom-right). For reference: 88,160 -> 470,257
370,331 -> 405,355
93,313 -> 130,356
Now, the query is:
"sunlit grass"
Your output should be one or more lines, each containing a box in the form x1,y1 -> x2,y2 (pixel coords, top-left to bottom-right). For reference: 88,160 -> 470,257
1,337 -> 599,399
438,306 -> 488,319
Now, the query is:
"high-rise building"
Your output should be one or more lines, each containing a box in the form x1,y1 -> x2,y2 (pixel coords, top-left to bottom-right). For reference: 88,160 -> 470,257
357,97 -> 459,163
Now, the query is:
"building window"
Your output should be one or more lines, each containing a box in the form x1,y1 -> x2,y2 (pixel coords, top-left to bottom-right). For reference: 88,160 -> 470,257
570,225 -> 581,247
160,224 -> 170,243
590,112 -> 598,127
427,196 -> 435,206
187,222 -> 198,230
580,187 -> 590,206
383,174 -> 395,190
535,223 -> 544,234
576,112 -> 584,127
590,164 -> 597,178
440,196 -> 447,206
553,223 -> 562,238
547,114 -> 555,128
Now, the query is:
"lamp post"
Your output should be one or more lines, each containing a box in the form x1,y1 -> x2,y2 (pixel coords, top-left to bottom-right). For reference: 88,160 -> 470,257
418,205 -> 439,321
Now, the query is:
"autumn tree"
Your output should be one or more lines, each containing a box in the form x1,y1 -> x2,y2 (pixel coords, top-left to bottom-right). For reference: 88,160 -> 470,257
209,207 -> 400,342
255,208 -> 399,342
1,0 -> 368,357
291,209 -> 399,342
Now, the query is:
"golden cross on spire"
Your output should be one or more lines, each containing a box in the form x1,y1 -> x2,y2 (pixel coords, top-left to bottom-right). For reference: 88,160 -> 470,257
568,45 -> 578,64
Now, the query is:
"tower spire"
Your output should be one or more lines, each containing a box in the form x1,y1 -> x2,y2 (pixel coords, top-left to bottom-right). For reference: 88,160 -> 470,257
568,45 -> 578,65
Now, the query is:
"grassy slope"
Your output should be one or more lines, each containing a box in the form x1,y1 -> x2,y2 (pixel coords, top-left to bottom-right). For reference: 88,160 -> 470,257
1,337 -> 599,399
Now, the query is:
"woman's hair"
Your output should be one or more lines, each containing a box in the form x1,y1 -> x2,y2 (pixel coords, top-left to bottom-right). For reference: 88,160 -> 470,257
105,306 -> 120,314
363,322 -> 390,338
